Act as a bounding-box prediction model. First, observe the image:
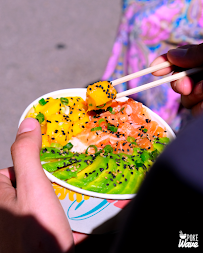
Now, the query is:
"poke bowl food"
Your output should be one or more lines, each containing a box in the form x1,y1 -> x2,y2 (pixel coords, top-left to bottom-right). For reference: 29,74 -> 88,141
20,86 -> 175,200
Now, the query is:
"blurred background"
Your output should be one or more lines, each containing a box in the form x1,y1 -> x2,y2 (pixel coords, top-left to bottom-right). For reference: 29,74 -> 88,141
0,0 -> 121,168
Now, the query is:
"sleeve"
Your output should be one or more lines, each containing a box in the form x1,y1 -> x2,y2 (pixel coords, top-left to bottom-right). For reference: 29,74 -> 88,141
110,115 -> 203,252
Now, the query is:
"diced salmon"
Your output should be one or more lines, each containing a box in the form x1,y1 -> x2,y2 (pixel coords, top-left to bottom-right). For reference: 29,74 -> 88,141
76,98 -> 166,153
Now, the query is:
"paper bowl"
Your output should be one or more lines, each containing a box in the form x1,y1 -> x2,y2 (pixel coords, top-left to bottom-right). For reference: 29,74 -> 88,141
19,88 -> 176,234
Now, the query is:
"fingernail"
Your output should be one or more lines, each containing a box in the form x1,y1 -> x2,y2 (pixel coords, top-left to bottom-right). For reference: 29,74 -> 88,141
194,81 -> 203,95
173,81 -> 177,89
17,118 -> 37,135
169,48 -> 187,58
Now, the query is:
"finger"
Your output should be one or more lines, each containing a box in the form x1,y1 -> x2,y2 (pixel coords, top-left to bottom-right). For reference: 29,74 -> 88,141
181,80 -> 203,109
72,232 -> 88,245
10,118 -> 46,198
150,54 -> 174,76
0,173 -> 17,209
168,43 -> 203,68
171,76 -> 194,95
177,44 -> 195,49
11,118 -> 74,251
171,68 -> 203,94
0,167 -> 16,183
0,169 -> 16,205
191,101 -> 203,116
0,173 -> 13,187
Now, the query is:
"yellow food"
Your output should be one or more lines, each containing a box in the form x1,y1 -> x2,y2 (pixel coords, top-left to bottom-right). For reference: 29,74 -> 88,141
36,98 -> 61,117
26,96 -> 89,148
41,134 -> 50,148
86,81 -> 117,111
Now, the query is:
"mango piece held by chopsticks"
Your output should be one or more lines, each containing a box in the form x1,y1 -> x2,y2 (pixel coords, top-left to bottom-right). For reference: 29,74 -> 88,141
86,81 -> 117,111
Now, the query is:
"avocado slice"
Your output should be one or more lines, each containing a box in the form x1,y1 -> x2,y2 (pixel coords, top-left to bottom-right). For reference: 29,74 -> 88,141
152,137 -> 170,153
42,153 -> 87,172
52,155 -> 94,180
84,154 -> 123,193
121,168 -> 145,194
40,147 -> 74,161
107,154 -> 130,194
153,143 -> 164,153
119,155 -> 145,194
67,155 -> 108,188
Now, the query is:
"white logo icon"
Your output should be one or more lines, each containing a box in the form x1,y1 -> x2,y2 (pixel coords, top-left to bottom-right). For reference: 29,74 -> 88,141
178,231 -> 199,248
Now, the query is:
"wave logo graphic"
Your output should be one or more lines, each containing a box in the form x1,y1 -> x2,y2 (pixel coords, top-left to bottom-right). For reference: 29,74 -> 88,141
67,198 -> 130,221
67,199 -> 115,221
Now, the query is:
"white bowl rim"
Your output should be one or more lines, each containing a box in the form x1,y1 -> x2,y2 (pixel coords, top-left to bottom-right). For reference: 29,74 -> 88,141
19,88 -> 176,200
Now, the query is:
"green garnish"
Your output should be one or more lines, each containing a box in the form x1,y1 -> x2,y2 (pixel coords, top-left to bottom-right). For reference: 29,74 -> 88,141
96,103 -> 106,108
89,104 -> 93,106
35,113 -> 45,124
107,123 -> 118,133
120,107 -> 125,112
39,98 -> 47,106
103,145 -> 113,154
141,150 -> 149,162
132,147 -> 141,156
127,136 -> 136,143
50,143 -> 63,150
33,105 -> 36,111
107,107 -> 115,114
98,118 -> 106,126
60,97 -> 69,105
63,142 -> 73,150
85,145 -> 98,154
149,150 -> 159,160
91,127 -> 102,132
143,128 -> 148,133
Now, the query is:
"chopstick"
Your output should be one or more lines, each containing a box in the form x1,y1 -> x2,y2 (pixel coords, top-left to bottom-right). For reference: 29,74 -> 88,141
112,61 -> 173,86
115,65 -> 203,99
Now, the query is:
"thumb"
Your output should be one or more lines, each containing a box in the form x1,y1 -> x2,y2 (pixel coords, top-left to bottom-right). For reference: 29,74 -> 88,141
168,43 -> 203,68
12,118 -> 74,252
11,118 -> 48,197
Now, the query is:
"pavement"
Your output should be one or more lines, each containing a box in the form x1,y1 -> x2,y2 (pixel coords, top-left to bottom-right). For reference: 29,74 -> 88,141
0,0 -> 121,168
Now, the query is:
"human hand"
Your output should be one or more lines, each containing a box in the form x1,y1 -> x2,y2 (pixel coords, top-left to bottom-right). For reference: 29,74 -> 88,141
0,118 -> 74,253
150,43 -> 203,116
